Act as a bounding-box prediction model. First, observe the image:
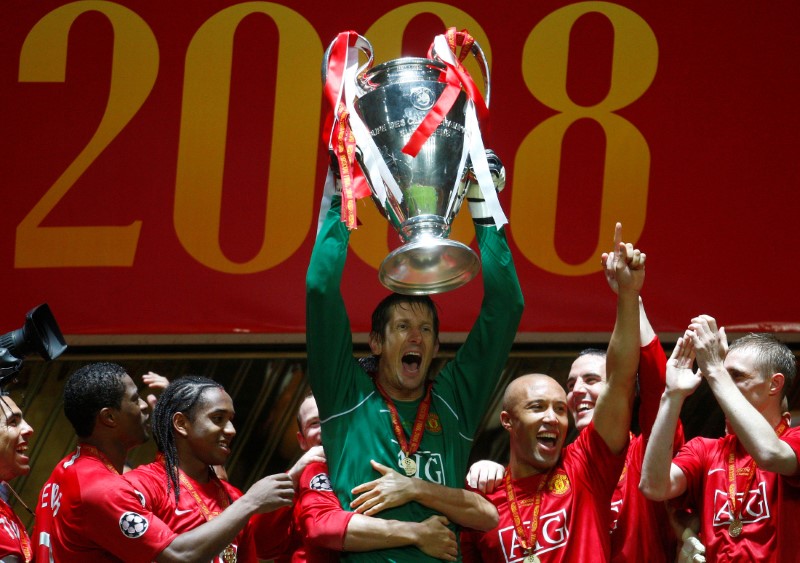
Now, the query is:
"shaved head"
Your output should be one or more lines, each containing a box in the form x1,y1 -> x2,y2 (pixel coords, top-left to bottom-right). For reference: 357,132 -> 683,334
503,373 -> 565,411
501,373 -> 569,477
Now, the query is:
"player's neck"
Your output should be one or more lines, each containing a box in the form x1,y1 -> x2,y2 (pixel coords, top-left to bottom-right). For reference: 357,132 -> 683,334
79,436 -> 127,474
177,453 -> 211,483
509,456 -> 549,480
375,374 -> 425,402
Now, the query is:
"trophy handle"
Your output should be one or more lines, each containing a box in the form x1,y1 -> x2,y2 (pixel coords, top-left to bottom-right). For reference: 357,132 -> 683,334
430,38 -> 491,108
321,32 -> 374,84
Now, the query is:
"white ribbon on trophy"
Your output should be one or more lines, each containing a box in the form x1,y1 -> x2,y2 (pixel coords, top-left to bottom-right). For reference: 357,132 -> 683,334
431,34 -> 507,229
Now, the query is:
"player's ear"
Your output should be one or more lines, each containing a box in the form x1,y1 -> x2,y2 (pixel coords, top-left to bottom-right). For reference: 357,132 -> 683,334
368,331 -> 383,355
173,411 -> 190,438
97,407 -> 116,429
500,410 -> 512,431
769,372 -> 785,397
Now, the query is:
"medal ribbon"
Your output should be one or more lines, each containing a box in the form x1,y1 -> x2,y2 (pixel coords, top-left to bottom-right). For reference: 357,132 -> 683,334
79,444 -> 119,475
504,468 -> 551,557
374,382 -> 432,460
726,417 -> 789,526
322,31 -> 371,229
177,467 -> 237,562
178,469 -> 231,521
402,28 -> 489,158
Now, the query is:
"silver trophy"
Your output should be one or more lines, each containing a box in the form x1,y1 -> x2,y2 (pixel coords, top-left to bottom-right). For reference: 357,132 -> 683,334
324,33 -> 497,295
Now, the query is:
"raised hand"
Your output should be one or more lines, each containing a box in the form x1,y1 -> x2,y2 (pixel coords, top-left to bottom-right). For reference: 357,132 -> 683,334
142,371 -> 170,410
686,315 -> 727,376
666,332 -> 701,397
614,241 -> 646,296
601,222 -> 623,295
350,460 -> 415,515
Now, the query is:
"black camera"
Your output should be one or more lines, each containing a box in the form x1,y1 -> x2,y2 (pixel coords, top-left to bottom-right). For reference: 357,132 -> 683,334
0,303 -> 67,386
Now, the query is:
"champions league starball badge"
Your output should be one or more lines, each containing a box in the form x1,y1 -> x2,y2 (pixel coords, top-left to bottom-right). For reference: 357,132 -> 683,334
119,511 -> 149,538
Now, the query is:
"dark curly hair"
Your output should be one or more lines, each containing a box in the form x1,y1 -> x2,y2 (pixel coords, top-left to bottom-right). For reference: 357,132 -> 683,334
64,362 -> 128,438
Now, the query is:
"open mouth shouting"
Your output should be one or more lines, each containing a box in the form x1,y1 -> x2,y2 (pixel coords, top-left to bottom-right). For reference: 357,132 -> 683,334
402,352 -> 422,374
536,431 -> 559,453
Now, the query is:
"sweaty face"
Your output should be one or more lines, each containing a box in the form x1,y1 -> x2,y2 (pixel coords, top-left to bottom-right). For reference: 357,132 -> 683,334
0,398 -> 33,481
724,348 -> 776,413
566,354 -> 607,431
502,375 -> 569,475
370,302 -> 439,401
183,388 -> 236,467
297,396 -> 321,450
117,374 -> 150,448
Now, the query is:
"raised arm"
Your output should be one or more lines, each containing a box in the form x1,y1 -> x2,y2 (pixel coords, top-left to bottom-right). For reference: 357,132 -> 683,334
443,198 -> 524,439
349,460 -> 499,531
305,195 -> 358,416
639,334 -> 699,501
593,228 -> 644,454
689,315 -> 798,475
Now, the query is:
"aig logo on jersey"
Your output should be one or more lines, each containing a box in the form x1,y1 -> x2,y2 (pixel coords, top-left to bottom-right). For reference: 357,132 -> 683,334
119,511 -> 149,538
498,508 -> 568,561
712,481 -> 770,528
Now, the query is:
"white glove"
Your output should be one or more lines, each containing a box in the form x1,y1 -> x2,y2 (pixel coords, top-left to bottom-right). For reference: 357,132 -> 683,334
677,529 -> 706,563
464,149 -> 505,225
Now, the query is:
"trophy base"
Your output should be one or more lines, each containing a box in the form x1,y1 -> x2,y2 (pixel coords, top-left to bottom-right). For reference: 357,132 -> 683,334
379,239 -> 480,295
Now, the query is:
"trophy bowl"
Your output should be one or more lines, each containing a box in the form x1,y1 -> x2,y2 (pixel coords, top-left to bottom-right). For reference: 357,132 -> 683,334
354,57 -> 479,295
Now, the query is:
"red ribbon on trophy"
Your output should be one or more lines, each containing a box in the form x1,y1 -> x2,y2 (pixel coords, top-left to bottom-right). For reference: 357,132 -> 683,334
401,28 -> 489,157
322,31 -> 371,229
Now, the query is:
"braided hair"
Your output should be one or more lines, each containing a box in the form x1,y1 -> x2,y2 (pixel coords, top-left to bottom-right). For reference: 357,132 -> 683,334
151,375 -> 223,503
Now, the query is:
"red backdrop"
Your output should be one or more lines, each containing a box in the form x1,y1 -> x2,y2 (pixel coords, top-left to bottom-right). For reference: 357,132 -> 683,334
1,1 -> 798,338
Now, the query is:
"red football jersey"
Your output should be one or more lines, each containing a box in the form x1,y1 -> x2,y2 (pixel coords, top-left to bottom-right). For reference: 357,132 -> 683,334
609,336 -> 683,562
674,427 -> 800,562
124,459 -> 256,563
461,422 -> 625,562
33,446 -> 176,562
0,498 -> 30,562
275,460 -> 352,562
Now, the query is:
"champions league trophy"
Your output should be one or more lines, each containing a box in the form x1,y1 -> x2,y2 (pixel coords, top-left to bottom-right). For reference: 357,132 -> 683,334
322,29 -> 508,294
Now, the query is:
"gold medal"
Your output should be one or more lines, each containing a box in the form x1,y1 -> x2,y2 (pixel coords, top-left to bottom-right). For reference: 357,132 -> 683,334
729,518 -> 743,538
523,554 -> 540,563
401,456 -> 417,476
222,544 -> 237,563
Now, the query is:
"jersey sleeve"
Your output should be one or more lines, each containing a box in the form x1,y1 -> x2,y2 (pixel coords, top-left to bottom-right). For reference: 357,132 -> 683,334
672,436 -> 711,504
436,224 -> 524,437
80,481 -> 177,562
779,427 -> 800,484
295,462 -> 353,550
306,195 -> 362,421
637,335 -> 685,453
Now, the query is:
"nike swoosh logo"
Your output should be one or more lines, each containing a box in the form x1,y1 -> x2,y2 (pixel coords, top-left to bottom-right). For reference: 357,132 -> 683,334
175,508 -> 193,515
